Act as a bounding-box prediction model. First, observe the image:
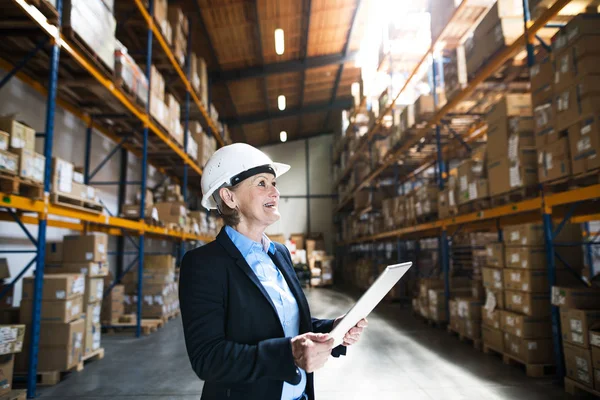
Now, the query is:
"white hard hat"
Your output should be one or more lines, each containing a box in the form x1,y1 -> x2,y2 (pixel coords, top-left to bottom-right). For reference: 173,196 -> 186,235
201,143 -> 290,210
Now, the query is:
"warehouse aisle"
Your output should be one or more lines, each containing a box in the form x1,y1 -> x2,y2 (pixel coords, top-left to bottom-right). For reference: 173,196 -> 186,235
37,288 -> 575,400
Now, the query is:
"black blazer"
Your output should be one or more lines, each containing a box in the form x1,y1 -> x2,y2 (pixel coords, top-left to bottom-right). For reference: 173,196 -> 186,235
179,227 -> 346,400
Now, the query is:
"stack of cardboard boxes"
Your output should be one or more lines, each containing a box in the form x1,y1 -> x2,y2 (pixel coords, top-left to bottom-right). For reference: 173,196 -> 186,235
122,189 -> 157,221
190,121 -> 217,168
151,0 -> 171,45
414,184 -> 438,222
481,241 -> 505,353
438,175 -> 458,219
0,117 -> 44,184
465,1 -> 524,78
167,5 -> 188,67
456,146 -> 488,206
552,286 -> 600,391
122,255 -> 179,319
0,323 -> 25,397
114,41 -> 149,106
44,234 -> 109,359
189,53 -> 209,107
534,15 -> 600,183
0,260 -> 14,314
305,235 -> 335,287
496,223 -> 582,366
453,295 -> 484,342
101,275 -> 124,324
18,273 -> 85,372
51,157 -> 100,205
486,95 -> 538,197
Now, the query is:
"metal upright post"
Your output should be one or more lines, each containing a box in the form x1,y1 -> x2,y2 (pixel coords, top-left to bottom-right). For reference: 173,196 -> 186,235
522,0 -> 536,67
180,16 -> 193,263
583,222 -> 594,278
542,207 -> 564,379
116,148 -> 128,281
28,1 -> 62,397
84,120 -> 92,184
432,53 -> 450,318
136,0 -> 155,338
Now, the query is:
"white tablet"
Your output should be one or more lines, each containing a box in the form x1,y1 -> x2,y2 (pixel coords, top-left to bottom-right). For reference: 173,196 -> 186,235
329,262 -> 412,347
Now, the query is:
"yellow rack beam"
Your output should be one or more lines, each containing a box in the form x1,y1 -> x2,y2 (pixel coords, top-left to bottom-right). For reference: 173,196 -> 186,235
11,0 -> 203,177
131,0 -> 225,148
0,193 -> 214,242
335,0 -> 572,211
341,184 -> 600,244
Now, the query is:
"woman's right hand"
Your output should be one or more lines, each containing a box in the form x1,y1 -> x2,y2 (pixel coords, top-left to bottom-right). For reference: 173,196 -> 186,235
291,333 -> 334,373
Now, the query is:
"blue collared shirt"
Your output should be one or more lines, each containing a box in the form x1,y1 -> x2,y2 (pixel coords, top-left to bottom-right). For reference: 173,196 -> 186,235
225,226 -> 306,400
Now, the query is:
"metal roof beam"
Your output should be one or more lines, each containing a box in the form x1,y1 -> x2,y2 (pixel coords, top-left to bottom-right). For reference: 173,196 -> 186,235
221,98 -> 353,126
211,51 -> 359,83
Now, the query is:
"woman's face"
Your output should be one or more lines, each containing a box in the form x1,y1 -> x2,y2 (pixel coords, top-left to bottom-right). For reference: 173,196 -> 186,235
235,173 -> 281,227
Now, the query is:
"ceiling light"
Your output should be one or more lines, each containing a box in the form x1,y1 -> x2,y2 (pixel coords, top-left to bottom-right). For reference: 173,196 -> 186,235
280,130 -> 287,142
278,95 -> 286,111
275,29 -> 285,55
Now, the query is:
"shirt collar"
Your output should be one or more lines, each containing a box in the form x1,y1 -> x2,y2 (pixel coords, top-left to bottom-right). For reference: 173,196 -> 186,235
225,225 -> 276,257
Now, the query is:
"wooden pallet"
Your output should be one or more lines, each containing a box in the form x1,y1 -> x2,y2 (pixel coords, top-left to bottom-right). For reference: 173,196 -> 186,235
50,192 -> 103,214
416,213 -> 438,224
458,198 -> 491,215
543,169 -> 600,193
103,318 -> 164,335
502,353 -> 555,377
15,361 -> 84,387
0,390 -> 27,400
564,377 -> 600,397
491,186 -> 539,208
0,173 -> 43,199
447,325 -> 482,351
82,347 -> 105,364
62,27 -> 114,79
482,344 -> 503,358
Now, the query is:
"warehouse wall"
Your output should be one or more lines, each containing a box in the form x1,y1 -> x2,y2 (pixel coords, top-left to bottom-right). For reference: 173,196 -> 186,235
0,68 -> 167,305
261,134 -> 336,253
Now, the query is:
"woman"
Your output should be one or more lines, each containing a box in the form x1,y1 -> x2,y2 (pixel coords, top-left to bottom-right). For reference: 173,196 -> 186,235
180,143 -> 367,400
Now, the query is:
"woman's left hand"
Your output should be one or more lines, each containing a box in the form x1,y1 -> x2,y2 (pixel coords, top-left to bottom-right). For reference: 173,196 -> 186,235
333,317 -> 368,346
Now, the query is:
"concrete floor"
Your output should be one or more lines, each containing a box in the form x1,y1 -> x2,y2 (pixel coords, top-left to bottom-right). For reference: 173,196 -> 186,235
36,288 -> 584,400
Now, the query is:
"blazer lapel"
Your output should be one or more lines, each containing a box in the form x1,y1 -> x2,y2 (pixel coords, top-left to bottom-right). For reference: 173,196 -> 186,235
216,229 -> 281,328
269,248 -> 312,333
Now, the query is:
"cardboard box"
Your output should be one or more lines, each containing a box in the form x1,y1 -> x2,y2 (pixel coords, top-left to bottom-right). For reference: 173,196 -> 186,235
503,222 -> 581,247
37,318 -> 85,372
563,342 -> 594,387
0,354 -> 14,395
554,35 -> 600,92
0,325 -> 25,355
530,52 -> 554,106
85,322 -> 101,355
144,255 -> 175,272
554,77 -> 600,133
487,289 -> 505,310
482,325 -> 504,352
306,239 -> 325,256
0,149 -> 18,175
45,242 -> 63,264
63,234 -> 108,263
464,319 -> 481,340
85,277 -> 104,306
20,296 -> 83,324
504,247 -> 546,269
12,148 -> 45,183
482,267 -> 503,290
0,131 -> 7,152
22,274 -> 85,301
503,332 -> 554,364
0,117 -> 35,150
552,286 -> 600,309
560,308 -> 600,349
538,137 -> 572,184
505,290 -> 550,317
502,269 -> 578,293
569,114 -> 600,176
500,310 -> 551,338
551,14 -> 600,55
487,152 -> 537,196
533,103 -> 557,145
485,242 -> 504,268
456,297 -> 483,320
482,308 -> 502,330
51,157 -> 74,194
101,284 -> 124,323
46,261 -> 108,278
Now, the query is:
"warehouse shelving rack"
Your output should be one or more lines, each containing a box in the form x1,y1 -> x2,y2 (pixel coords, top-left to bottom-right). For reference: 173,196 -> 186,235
334,0 -> 600,385
0,0 -> 222,397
